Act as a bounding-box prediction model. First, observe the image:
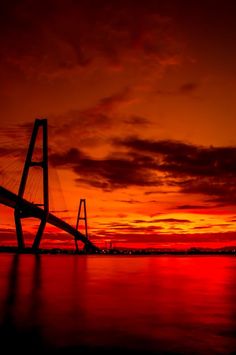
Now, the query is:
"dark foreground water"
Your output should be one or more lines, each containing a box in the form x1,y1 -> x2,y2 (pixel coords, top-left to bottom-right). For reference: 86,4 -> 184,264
0,254 -> 236,354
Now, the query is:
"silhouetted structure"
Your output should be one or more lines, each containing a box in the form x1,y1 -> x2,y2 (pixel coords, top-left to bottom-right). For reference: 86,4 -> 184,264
75,199 -> 88,251
0,119 -> 99,253
15,119 -> 49,250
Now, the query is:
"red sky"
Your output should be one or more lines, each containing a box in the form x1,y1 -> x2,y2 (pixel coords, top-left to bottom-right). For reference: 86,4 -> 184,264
1,0 -> 236,249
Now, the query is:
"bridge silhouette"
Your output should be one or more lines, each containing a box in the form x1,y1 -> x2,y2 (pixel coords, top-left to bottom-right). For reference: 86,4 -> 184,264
0,119 -> 99,253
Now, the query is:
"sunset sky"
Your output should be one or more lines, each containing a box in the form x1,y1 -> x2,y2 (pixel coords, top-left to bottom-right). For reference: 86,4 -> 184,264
1,0 -> 236,249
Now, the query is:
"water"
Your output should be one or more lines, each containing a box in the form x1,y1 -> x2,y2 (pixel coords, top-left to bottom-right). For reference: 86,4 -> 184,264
0,254 -> 236,354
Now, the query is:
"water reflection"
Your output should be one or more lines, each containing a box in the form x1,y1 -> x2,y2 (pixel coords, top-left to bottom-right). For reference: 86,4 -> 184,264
2,254 -> 19,334
1,254 -> 44,352
0,255 -> 236,354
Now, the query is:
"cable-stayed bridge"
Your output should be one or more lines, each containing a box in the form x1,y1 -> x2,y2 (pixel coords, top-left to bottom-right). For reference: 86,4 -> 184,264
0,119 -> 99,253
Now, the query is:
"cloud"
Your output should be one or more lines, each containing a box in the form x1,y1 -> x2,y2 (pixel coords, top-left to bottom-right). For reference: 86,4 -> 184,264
174,204 -> 213,210
115,199 -> 143,204
117,137 -> 236,178
50,134 -> 236,204
192,226 -> 212,230
156,82 -> 199,96
0,0 -> 181,77
153,218 -> 192,223
50,136 -> 160,191
133,218 -> 191,224
179,82 -> 198,94
51,149 -> 144,190
144,190 -> 175,195
50,148 -> 87,167
49,88 -> 140,151
114,137 -> 236,204
181,179 -> 236,205
123,116 -> 150,126
96,222 -> 164,234
71,154 -> 161,190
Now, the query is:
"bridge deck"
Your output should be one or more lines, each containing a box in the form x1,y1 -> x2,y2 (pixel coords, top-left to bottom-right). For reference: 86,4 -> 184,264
0,186 -> 99,252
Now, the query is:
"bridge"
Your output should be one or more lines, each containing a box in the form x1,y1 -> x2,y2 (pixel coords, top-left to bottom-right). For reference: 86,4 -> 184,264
0,119 -> 99,253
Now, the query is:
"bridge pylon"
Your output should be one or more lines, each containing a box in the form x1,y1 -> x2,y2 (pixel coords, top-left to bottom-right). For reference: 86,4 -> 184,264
14,119 -> 49,250
75,199 -> 88,252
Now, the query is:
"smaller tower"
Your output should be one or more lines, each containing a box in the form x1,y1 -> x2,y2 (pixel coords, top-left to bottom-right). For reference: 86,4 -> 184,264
75,199 -> 88,251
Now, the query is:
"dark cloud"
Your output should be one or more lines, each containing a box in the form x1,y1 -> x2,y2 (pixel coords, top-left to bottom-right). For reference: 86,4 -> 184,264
50,209 -> 69,213
50,148 -> 161,191
123,116 -> 150,126
193,224 -> 232,230
134,218 -> 191,224
74,157 -> 160,191
144,190 -> 174,195
115,199 -> 142,204
0,0 -> 179,77
192,226 -> 211,230
49,88 -> 136,150
50,135 -> 236,203
174,204 -> 213,210
154,218 -> 192,223
117,137 -> 236,178
114,137 -> 236,204
97,89 -> 132,111
50,148 -> 86,167
5,0 -> 235,80
179,82 -> 198,94
156,82 -> 199,96
97,222 -> 163,233
181,179 -> 236,205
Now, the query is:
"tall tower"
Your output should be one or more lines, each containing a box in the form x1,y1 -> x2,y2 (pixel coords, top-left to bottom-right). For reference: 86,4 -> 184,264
14,118 -> 49,250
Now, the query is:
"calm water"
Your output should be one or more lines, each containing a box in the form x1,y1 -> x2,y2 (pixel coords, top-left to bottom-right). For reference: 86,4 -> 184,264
0,254 -> 236,354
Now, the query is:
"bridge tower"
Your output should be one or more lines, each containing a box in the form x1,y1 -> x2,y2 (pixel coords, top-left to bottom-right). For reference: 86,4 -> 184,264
14,119 -> 49,250
75,199 -> 88,252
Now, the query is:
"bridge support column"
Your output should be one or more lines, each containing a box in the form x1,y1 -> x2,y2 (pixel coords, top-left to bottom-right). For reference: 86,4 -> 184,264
14,210 -> 25,250
75,199 -> 88,252
14,119 -> 49,250
32,217 -> 47,250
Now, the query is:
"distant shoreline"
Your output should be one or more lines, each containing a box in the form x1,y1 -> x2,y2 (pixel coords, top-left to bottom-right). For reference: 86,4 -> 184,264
0,246 -> 236,256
